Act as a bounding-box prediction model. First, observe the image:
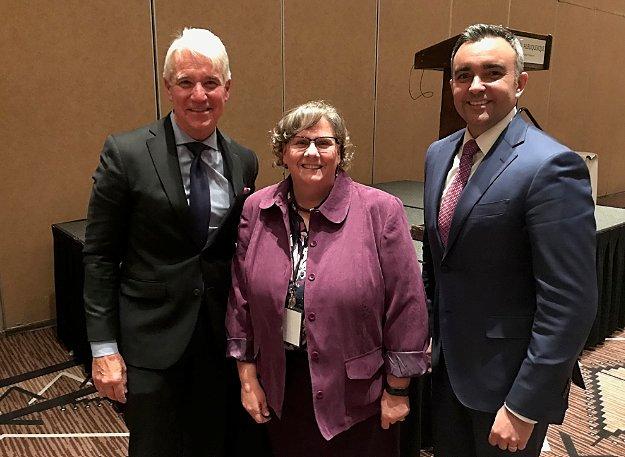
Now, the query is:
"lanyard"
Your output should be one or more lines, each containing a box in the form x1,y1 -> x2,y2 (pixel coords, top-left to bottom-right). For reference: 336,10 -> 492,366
288,204 -> 308,309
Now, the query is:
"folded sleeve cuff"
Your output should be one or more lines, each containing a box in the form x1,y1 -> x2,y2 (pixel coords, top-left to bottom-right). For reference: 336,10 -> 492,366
226,338 -> 256,362
384,350 -> 428,377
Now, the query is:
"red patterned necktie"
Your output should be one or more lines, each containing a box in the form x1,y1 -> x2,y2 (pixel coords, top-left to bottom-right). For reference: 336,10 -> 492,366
438,139 -> 480,246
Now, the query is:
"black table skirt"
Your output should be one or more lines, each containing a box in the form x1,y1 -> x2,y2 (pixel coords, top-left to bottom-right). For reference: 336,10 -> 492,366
587,223 -> 625,347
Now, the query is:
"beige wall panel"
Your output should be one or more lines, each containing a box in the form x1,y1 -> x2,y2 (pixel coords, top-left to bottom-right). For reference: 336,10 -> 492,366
374,0 -> 450,183
562,0 -> 595,8
0,2 -> 155,328
547,4 -> 595,155
597,0 -> 625,14
154,0 -> 284,189
509,0 -> 557,130
451,0 -> 510,35
510,0 -> 557,32
283,0 -> 377,184
587,11 -> 625,195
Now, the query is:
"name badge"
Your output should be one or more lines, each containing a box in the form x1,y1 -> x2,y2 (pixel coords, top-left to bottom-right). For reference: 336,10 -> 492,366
283,308 -> 302,347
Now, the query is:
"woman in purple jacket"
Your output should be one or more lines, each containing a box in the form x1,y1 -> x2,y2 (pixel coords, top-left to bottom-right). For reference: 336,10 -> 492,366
226,100 -> 428,456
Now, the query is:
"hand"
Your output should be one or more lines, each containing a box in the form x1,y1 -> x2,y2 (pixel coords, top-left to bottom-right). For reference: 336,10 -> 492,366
488,405 -> 534,453
380,390 -> 410,429
92,353 -> 127,403
241,378 -> 271,424
426,338 -> 432,373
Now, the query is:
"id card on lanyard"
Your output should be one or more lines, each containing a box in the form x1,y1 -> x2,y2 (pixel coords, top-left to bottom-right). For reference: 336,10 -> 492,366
283,308 -> 303,346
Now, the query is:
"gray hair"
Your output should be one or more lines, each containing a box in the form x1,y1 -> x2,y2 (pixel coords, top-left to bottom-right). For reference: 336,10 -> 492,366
163,27 -> 231,84
451,24 -> 524,77
270,100 -> 354,171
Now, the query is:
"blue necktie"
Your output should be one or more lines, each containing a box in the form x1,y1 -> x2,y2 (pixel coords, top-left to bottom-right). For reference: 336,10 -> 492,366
185,142 -> 211,248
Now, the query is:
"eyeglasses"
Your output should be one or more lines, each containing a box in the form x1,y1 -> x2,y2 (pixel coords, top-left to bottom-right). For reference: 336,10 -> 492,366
289,136 -> 340,152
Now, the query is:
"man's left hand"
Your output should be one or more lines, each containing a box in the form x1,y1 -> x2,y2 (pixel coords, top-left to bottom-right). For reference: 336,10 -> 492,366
488,405 -> 534,453
380,390 -> 409,429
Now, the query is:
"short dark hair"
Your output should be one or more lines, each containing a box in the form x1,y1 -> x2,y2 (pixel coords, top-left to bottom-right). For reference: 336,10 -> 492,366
451,24 -> 524,76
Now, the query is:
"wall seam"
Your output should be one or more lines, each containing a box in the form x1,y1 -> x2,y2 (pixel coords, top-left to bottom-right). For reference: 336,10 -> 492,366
371,0 -> 381,185
589,6 -> 604,193
558,0 -> 625,18
449,0 -> 454,36
281,0 -> 286,113
150,0 -> 161,120
545,0 -> 558,133
507,0 -> 512,25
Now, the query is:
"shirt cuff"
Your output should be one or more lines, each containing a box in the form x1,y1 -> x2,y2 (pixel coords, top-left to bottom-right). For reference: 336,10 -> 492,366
226,338 -> 256,362
504,403 -> 537,424
90,340 -> 119,358
384,350 -> 428,378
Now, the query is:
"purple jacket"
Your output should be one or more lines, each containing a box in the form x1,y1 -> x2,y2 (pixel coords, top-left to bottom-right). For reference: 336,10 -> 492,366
226,171 -> 428,440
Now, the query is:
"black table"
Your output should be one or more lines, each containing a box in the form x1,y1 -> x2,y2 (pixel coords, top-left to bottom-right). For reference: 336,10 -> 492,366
51,219 -> 91,370
588,206 -> 625,347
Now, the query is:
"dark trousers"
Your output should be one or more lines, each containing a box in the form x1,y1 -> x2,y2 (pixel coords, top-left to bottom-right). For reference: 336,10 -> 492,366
432,360 -> 548,457
123,305 -> 271,457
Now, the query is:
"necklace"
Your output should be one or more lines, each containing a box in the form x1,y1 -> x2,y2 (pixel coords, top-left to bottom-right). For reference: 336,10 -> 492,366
292,200 -> 317,213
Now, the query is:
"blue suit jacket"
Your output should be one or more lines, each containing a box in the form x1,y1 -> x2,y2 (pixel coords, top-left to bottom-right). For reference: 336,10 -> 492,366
422,114 -> 597,423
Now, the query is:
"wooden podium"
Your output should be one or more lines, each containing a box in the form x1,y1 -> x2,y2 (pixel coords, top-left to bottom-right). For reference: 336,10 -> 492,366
414,30 -> 552,139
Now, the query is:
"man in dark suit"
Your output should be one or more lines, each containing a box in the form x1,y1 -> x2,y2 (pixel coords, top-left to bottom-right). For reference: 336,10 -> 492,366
422,24 -> 597,456
84,28 -> 262,457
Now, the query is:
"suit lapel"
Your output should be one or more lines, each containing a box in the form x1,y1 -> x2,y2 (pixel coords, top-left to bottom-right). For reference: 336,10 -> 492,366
201,130 -> 245,249
147,116 -> 194,235
219,130 -> 245,199
443,116 -> 528,257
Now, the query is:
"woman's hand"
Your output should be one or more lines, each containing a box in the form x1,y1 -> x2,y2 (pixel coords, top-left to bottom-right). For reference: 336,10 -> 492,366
241,378 -> 271,423
380,390 -> 410,428
237,361 -> 271,423
380,375 -> 410,429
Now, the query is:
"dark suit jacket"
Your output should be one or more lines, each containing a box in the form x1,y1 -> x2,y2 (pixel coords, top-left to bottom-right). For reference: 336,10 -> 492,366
422,114 -> 597,424
83,116 -> 258,370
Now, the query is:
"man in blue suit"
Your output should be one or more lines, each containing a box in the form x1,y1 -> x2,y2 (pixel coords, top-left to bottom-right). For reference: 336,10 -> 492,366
422,24 -> 597,456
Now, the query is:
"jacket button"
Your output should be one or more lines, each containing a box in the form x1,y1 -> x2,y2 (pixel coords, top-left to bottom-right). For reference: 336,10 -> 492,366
309,240 -> 317,247
315,390 -> 324,399
441,265 -> 449,273
193,288 -> 201,296
311,350 -> 319,361
308,313 -> 316,322
308,273 -> 315,281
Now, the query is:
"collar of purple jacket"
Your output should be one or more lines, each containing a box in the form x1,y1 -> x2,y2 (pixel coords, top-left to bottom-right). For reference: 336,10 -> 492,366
258,169 -> 351,224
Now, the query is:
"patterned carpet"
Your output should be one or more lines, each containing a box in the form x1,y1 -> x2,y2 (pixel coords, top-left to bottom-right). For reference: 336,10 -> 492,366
546,330 -> 625,456
1,327 -> 625,456
0,328 -> 127,456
